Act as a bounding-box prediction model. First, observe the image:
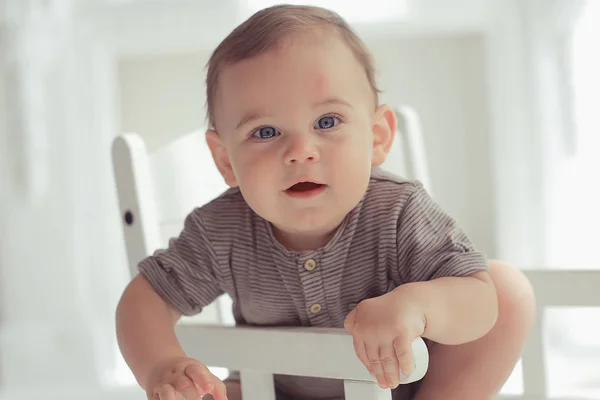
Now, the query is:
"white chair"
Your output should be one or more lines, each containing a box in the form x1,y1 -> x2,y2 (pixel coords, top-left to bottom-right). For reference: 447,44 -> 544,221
111,106 -> 430,400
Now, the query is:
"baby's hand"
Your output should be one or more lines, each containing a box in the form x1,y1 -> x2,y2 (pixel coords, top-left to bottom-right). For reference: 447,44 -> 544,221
146,356 -> 227,400
344,292 -> 425,389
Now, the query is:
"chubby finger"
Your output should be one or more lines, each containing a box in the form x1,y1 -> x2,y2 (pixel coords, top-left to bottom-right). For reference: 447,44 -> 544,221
352,336 -> 371,375
210,378 -> 229,400
185,363 -> 214,392
379,344 -> 401,388
365,342 -> 386,388
393,336 -> 415,383
155,382 -> 178,400
173,375 -> 199,400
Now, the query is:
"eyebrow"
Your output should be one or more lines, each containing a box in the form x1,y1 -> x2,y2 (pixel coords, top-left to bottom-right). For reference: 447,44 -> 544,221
235,97 -> 353,130
235,111 -> 271,130
316,96 -> 353,109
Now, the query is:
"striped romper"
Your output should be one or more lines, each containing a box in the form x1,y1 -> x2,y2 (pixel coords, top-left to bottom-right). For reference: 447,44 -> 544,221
139,167 -> 489,400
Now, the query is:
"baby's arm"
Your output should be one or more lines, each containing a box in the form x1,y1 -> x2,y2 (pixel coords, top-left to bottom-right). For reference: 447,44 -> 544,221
344,269 -> 496,389
116,209 -> 228,399
391,270 -> 498,345
392,182 -> 499,344
116,274 -> 184,389
117,274 -> 228,400
345,181 -> 498,388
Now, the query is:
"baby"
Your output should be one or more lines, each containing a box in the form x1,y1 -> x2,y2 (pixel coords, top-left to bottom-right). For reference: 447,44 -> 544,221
116,5 -> 533,400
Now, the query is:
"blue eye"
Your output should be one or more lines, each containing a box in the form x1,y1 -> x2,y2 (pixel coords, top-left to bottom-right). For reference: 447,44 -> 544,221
315,115 -> 339,130
253,126 -> 279,139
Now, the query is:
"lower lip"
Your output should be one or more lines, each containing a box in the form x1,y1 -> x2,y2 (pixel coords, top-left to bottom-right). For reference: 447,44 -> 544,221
285,185 -> 326,199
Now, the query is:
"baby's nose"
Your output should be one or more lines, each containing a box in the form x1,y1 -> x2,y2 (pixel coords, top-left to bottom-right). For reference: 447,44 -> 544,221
284,135 -> 320,164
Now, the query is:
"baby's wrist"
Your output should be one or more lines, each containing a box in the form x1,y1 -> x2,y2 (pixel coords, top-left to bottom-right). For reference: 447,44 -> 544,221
388,284 -> 427,336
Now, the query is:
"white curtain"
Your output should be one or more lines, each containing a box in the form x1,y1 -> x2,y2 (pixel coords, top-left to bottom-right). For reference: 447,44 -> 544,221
545,0 -> 600,269
0,0 -> 128,393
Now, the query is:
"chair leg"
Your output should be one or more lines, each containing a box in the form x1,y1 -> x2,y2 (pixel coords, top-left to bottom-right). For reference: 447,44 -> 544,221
344,380 -> 392,400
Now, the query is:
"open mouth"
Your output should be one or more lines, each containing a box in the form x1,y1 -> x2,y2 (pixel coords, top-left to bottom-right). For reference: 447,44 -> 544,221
287,182 -> 324,192
285,181 -> 326,198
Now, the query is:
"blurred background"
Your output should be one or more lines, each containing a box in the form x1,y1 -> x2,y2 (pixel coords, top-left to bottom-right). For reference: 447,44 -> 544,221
0,0 -> 599,399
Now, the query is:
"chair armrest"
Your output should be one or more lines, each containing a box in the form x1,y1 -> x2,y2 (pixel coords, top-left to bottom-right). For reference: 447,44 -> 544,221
175,324 -> 429,384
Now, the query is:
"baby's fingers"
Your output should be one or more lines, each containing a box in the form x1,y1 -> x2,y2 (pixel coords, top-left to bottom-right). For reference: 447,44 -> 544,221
154,383 -> 178,400
173,375 -> 200,400
365,342 -> 389,389
379,344 -> 401,389
352,336 -> 372,375
185,363 -> 215,392
185,363 -> 227,400
208,379 -> 228,400
393,336 -> 415,383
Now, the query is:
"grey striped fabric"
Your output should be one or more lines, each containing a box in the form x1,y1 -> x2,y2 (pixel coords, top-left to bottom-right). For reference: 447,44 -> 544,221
139,167 -> 488,400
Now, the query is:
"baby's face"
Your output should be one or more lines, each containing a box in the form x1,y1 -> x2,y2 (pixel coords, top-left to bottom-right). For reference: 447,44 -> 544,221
208,31 -> 395,250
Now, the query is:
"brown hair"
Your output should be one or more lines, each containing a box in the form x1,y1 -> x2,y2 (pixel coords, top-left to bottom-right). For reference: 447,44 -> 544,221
205,4 -> 380,129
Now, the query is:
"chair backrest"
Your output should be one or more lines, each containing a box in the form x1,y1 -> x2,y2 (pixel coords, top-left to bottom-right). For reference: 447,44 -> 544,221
382,105 -> 432,194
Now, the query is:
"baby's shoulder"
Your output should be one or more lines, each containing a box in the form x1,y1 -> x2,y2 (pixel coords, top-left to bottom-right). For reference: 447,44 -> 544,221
191,187 -> 253,232
362,168 -> 424,217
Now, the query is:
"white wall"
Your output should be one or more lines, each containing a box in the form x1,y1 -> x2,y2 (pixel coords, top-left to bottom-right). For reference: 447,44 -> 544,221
117,34 -> 495,256
118,52 -> 211,152
369,34 -> 493,255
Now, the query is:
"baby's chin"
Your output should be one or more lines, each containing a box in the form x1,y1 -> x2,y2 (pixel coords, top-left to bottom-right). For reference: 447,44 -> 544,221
244,188 -> 366,244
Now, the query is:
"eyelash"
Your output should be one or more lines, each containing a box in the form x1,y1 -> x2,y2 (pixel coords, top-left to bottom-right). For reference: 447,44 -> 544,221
249,113 -> 344,139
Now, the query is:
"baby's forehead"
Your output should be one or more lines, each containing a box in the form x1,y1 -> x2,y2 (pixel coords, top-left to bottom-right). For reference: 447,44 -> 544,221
219,35 -> 366,98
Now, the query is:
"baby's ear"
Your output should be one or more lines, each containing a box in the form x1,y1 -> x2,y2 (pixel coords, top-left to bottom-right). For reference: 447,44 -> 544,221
371,104 -> 396,166
206,129 -> 238,187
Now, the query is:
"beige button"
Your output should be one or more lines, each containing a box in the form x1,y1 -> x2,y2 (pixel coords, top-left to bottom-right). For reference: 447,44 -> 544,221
304,259 -> 317,271
310,303 -> 322,314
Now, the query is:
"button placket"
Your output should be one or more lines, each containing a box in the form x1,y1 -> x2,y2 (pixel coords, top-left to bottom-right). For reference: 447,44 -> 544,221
298,255 -> 327,324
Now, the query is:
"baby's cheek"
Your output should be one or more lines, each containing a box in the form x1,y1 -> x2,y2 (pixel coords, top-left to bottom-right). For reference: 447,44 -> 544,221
231,153 -> 262,181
